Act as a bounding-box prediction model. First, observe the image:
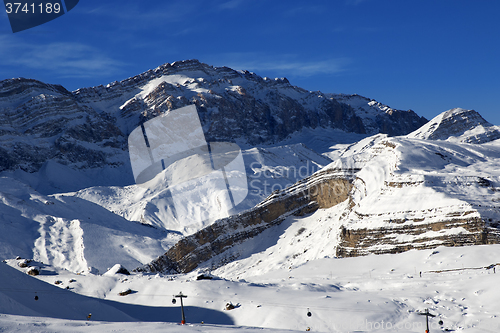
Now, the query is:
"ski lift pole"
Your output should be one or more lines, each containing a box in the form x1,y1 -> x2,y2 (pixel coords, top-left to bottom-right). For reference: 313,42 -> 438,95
418,308 -> 436,333
174,292 -> 188,324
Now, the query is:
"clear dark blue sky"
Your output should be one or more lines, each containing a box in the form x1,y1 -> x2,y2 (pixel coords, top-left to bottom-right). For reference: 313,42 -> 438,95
1,0 -> 499,124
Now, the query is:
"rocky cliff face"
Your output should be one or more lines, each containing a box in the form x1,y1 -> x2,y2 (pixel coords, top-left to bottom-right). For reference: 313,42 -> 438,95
337,215 -> 499,258
332,134 -> 500,258
1,60 -> 427,175
332,94 -> 429,136
136,171 -> 354,274
0,78 -> 125,173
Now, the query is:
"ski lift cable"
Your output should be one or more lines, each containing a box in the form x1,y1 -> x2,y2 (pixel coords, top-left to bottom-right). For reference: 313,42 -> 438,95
0,287 -> 388,313
97,292 -> 390,313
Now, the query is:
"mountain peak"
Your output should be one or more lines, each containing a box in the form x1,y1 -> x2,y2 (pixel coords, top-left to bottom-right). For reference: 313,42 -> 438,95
407,108 -> 500,143
1,59 -> 430,175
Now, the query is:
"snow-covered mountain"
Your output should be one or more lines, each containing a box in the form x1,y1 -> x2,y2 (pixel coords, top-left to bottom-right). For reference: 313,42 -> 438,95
407,107 -> 500,143
0,59 -> 427,239
140,125 -> 500,274
1,62 -> 499,275
2,60 -> 500,332
0,60 -> 427,182
66,143 -> 333,234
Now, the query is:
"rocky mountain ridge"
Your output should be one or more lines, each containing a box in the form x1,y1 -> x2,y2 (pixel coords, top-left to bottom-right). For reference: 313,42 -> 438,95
0,60 -> 427,179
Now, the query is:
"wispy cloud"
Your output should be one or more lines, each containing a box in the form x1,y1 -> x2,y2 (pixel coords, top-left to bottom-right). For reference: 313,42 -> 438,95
80,0 -> 248,31
0,36 -> 125,79
218,0 -> 246,10
284,5 -> 324,17
207,53 -> 351,77
345,0 -> 371,5
81,0 -> 204,26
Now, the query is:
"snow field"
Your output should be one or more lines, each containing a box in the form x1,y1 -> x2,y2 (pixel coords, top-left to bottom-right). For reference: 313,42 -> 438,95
3,244 -> 500,332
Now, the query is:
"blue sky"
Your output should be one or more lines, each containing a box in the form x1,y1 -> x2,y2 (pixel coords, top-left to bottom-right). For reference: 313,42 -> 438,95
1,0 -> 499,124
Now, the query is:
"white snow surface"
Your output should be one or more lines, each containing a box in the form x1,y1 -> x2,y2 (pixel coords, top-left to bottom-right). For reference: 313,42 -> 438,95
1,106 -> 500,331
64,143 -> 332,235
1,244 -> 500,332
182,131 -> 500,277
0,176 -> 177,274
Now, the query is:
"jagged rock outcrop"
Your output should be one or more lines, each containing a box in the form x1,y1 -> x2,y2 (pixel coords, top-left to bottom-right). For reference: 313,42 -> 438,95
332,94 -> 428,136
334,135 -> 500,258
135,171 -> 353,274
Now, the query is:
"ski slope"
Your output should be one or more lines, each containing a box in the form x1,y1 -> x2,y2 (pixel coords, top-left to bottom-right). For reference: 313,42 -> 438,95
2,244 -> 500,332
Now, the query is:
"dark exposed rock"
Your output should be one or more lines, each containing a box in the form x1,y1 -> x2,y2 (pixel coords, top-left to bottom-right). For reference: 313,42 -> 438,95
118,288 -> 133,296
375,109 -> 428,137
27,267 -> 39,276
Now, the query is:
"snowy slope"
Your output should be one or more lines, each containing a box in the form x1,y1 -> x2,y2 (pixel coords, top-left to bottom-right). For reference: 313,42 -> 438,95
2,244 -> 500,332
3,61 -> 500,333
151,134 -> 500,275
0,176 -> 178,274
407,108 -> 500,143
1,120 -> 500,332
66,144 -> 332,235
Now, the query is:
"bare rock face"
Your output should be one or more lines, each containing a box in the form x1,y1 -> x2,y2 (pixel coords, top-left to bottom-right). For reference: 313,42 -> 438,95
0,78 -> 125,173
135,171 -> 354,274
333,136 -> 500,258
337,216 -> 500,258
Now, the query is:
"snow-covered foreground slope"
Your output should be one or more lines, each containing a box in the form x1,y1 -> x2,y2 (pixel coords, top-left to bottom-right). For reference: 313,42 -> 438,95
0,143 -> 332,276
0,177 -> 179,274
1,98 -> 500,332
2,244 -> 500,332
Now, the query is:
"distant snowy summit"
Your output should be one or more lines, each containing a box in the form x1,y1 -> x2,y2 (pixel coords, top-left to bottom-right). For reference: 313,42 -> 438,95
407,107 -> 500,144
0,59 -> 427,176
